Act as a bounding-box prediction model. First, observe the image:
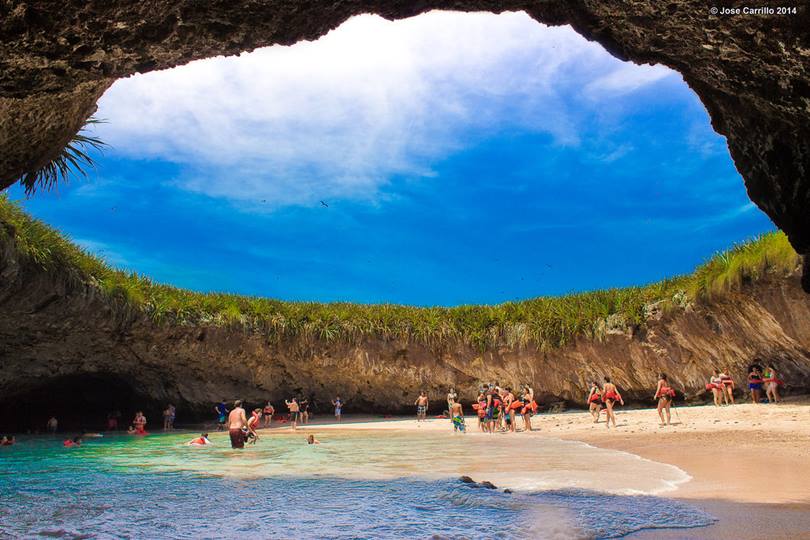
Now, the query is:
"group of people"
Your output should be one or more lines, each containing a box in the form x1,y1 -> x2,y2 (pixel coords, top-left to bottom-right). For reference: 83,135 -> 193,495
219,399 -> 321,448
0,435 -> 16,446
586,377 -> 627,428
446,384 -> 538,433
707,364 -> 785,405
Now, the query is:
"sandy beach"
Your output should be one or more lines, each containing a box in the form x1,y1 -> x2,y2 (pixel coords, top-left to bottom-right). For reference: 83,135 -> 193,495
281,398 -> 810,539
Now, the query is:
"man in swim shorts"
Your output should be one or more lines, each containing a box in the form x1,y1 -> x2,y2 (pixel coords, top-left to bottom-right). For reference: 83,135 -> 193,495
214,400 -> 229,431
285,397 -> 300,431
415,391 -> 429,423
228,400 -> 248,449
332,396 -> 343,422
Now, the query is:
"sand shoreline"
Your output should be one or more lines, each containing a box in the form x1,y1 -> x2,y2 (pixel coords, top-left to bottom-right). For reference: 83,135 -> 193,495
257,398 -> 810,538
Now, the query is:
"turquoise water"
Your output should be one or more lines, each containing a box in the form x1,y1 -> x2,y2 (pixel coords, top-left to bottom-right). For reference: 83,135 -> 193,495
0,430 -> 715,539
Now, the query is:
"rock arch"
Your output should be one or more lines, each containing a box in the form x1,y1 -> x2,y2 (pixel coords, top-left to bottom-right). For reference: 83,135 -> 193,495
1,1 -> 808,286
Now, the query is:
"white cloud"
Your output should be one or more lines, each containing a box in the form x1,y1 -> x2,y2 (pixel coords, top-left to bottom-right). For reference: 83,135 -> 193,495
93,11 -> 675,209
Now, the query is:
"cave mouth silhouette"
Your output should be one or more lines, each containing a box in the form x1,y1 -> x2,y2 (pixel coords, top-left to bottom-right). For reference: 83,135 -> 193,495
0,373 -> 165,433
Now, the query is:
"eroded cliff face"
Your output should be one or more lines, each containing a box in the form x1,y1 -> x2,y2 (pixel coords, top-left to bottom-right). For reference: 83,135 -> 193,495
2,222 -> 809,431
0,1 -> 809,286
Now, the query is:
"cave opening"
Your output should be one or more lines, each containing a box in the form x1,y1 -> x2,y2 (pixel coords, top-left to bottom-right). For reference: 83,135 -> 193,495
0,373 -> 165,434
8,10 -> 775,307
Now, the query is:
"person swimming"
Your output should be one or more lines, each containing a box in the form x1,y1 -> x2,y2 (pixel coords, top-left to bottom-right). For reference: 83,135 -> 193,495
0,435 -> 15,446
587,382 -> 602,423
307,434 -> 320,445
188,433 -> 212,446
126,425 -> 137,435
654,373 -> 676,426
63,435 -> 82,447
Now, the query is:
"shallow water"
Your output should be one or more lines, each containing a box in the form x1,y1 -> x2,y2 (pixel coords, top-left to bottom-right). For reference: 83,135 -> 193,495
0,429 -> 715,539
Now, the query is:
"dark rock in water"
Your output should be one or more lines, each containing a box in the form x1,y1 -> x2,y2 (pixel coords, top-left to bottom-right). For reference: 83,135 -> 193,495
503,489 -> 513,494
459,476 -> 475,484
480,481 -> 497,490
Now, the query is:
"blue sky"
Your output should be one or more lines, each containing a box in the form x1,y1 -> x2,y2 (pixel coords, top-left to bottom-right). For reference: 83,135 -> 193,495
8,11 -> 774,306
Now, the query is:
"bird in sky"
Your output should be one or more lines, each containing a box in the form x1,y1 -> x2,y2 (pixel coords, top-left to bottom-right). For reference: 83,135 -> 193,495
320,201 -> 329,208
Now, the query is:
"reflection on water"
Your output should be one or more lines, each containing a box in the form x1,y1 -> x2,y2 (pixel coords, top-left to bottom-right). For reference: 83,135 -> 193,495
0,430 -> 715,539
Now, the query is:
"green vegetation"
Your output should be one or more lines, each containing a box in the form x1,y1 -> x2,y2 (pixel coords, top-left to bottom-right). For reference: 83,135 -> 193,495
17,117 -> 106,196
0,194 -> 800,350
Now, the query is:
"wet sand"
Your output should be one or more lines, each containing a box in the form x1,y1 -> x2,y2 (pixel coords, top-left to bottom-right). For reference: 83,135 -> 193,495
277,397 -> 810,538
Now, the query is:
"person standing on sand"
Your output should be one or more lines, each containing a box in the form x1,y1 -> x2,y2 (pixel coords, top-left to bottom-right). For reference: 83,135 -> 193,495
601,377 -> 623,429
748,366 -> 765,404
299,398 -> 310,425
163,404 -> 176,431
228,400 -> 248,448
654,373 -> 675,426
485,386 -> 498,433
450,400 -> 465,433
719,368 -> 735,405
764,364 -> 783,403
521,386 -> 536,432
285,398 -> 300,431
446,388 -> 457,417
262,402 -> 275,428
587,382 -> 602,423
475,390 -> 487,432
415,392 -> 429,423
332,397 -> 344,422
214,400 -> 229,431
708,370 -> 724,407
503,387 -> 516,433
133,411 -> 147,434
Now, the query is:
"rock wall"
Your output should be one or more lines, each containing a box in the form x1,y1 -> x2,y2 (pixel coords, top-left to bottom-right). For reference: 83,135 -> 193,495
2,219 -> 809,431
1,1 -> 809,287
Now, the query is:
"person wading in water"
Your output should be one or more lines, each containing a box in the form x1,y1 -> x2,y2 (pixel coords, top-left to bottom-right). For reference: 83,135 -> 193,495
228,400 -> 248,449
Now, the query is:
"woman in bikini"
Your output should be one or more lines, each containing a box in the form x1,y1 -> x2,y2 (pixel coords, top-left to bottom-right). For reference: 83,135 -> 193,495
654,373 -> 676,426
708,369 -> 724,406
521,386 -> 536,432
262,402 -> 274,428
719,367 -> 735,404
748,366 -> 764,404
587,381 -> 602,423
764,364 -> 782,403
601,377 -> 624,429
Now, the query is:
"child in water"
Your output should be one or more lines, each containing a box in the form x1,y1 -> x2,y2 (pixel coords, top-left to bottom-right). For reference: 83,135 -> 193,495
307,434 -> 320,445
188,433 -> 212,446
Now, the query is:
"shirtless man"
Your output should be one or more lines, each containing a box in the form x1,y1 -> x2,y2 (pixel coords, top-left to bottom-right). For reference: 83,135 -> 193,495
228,400 -> 248,449
285,398 -> 300,431
450,401 -> 465,433
415,392 -> 429,423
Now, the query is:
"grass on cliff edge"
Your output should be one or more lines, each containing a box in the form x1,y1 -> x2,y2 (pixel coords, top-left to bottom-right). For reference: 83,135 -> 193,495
0,195 -> 800,351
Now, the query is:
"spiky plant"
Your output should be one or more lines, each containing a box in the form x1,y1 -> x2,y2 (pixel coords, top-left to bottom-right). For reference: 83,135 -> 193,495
18,117 -> 106,195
